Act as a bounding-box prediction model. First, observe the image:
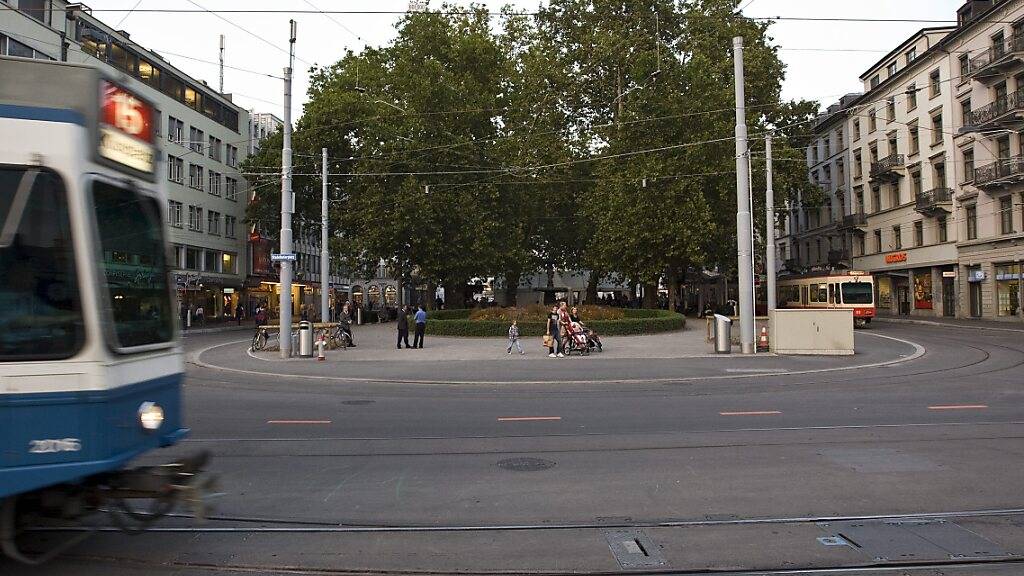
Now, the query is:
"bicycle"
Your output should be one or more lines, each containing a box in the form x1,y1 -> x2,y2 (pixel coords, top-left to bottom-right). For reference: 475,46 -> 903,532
328,323 -> 354,349
251,326 -> 269,351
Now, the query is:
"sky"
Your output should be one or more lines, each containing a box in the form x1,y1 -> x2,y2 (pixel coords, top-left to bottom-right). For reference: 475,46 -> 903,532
81,0 -> 966,120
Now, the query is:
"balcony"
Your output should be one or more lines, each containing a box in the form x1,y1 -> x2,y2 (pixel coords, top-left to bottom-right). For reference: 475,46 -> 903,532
963,86 -> 1024,133
970,35 -> 1024,83
869,153 -> 905,183
827,249 -> 850,266
914,187 -> 953,217
839,212 -> 868,235
974,157 -> 1024,188
784,258 -> 802,272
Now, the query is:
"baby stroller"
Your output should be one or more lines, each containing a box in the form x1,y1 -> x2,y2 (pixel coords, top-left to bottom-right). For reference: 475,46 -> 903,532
584,325 -> 603,352
563,322 -> 591,356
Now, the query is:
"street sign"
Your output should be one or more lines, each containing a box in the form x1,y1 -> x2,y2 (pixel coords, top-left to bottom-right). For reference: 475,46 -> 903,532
271,252 -> 297,262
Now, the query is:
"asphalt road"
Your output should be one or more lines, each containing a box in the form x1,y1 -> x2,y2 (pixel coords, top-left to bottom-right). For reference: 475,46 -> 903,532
9,321 -> 1024,575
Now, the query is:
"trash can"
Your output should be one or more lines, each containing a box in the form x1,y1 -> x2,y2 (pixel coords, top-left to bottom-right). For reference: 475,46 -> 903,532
713,314 -> 732,354
298,321 -> 314,357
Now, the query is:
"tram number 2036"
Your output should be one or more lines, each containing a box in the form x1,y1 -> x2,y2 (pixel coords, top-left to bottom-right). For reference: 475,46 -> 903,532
28,438 -> 83,454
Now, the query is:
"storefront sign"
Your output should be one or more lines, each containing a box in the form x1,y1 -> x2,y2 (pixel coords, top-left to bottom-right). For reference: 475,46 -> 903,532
969,270 -> 987,283
914,272 -> 933,310
223,288 -> 235,294
885,252 -> 908,264
942,271 -> 956,278
98,81 -> 156,174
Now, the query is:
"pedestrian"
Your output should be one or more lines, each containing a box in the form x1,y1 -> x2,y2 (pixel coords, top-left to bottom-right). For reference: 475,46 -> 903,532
254,305 -> 267,329
180,302 -> 189,331
397,305 -> 411,349
507,319 -> 524,355
340,301 -> 355,347
300,306 -> 309,321
195,304 -> 205,327
412,304 -> 427,348
546,304 -> 562,358
235,302 -> 244,325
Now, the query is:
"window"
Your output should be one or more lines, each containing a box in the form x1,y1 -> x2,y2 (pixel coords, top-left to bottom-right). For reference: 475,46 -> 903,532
188,205 -> 203,232
222,252 -> 237,274
874,229 -> 883,253
204,250 -> 219,272
1000,196 -> 1014,234
207,210 -> 220,235
938,216 -> 948,242
905,47 -> 917,64
168,117 -> 184,144
967,204 -> 978,239
208,171 -> 221,196
138,58 -> 160,88
189,127 -> 204,153
907,84 -> 917,110
911,171 -> 922,201
853,149 -> 863,178
208,136 -> 222,161
914,221 -> 924,247
842,282 -> 873,305
872,186 -> 881,213
167,155 -> 184,184
225,215 -> 237,238
168,200 -> 183,227
887,61 -> 898,77
960,99 -> 972,128
963,148 -> 975,182
226,145 -> 239,168
870,75 -> 880,89
0,168 -> 83,360
185,87 -> 200,111
959,54 -> 970,80
91,181 -> 174,348
186,247 -> 200,270
893,225 -> 902,249
909,122 -> 920,155
824,136 -> 831,158
189,164 -> 204,191
934,161 -> 946,188
930,69 -> 941,97
868,109 -> 877,132
887,97 -> 896,121
853,119 -> 861,141
857,234 -> 865,256
998,135 -> 1011,160
891,183 -> 901,208
18,0 -> 48,23
855,187 -> 864,213
225,177 -> 238,201
931,113 -> 943,145
836,127 -> 844,147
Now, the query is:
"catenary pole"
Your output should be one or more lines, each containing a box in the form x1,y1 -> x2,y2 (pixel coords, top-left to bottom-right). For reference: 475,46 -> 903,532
219,35 -> 224,93
733,36 -> 755,354
766,134 -> 777,311
321,148 -> 330,322
279,20 -> 296,358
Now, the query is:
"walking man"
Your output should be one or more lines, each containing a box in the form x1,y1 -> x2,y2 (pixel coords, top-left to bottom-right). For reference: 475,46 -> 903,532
507,319 -> 524,355
397,306 -> 411,349
412,304 -> 427,348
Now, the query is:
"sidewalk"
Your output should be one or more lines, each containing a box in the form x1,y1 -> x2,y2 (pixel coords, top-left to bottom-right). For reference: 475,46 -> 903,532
181,320 -> 256,336
875,314 -> 1024,332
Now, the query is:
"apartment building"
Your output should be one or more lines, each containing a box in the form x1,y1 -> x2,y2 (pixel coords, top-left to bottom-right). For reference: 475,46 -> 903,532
949,0 -> 1024,319
249,112 -> 283,155
778,94 -> 860,273
1,0 -> 250,321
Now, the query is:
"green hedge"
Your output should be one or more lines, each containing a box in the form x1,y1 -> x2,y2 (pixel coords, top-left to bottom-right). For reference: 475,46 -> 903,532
425,309 -> 685,337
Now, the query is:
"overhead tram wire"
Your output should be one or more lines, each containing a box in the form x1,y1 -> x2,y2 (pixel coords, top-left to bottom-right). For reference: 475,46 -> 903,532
179,0 -> 314,67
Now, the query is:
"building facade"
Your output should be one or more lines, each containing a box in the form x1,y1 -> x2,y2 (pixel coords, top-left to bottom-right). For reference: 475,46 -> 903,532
781,0 -> 1024,321
249,112 -> 283,155
2,0 -> 251,323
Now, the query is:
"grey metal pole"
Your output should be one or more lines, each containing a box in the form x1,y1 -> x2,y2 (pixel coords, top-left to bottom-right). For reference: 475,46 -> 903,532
219,35 -> 225,94
321,148 -> 330,323
279,20 -> 296,358
733,36 -> 755,354
766,134 -> 777,311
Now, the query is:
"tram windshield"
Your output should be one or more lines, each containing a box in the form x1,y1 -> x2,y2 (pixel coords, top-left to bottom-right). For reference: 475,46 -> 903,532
91,180 -> 173,349
0,168 -> 83,360
841,281 -> 873,304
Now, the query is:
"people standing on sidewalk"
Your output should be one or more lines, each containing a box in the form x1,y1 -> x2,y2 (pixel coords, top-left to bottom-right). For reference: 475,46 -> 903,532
413,304 -> 427,348
235,303 -> 244,326
507,319 -> 524,355
397,306 -> 411,349
195,305 -> 205,327
340,301 -> 355,347
547,304 -> 563,358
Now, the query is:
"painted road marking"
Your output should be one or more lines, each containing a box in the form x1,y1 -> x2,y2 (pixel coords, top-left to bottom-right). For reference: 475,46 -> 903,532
497,416 -> 562,422
719,411 -> 782,416
724,368 -> 788,373
267,420 -> 333,424
928,405 -> 988,411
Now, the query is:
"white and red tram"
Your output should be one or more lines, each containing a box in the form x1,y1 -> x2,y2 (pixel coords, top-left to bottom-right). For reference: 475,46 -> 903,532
777,270 -> 876,327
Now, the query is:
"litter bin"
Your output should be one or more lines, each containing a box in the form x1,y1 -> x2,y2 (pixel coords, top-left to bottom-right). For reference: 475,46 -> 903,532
713,314 -> 732,354
298,321 -> 314,357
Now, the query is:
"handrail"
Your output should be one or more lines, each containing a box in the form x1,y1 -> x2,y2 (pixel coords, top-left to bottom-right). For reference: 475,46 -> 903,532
974,156 -> 1024,185
970,34 -> 1024,73
870,153 -> 904,176
966,85 -> 1024,126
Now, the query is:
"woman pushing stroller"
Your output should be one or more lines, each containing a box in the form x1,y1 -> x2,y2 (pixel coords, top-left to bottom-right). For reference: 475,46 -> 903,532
568,305 -> 603,352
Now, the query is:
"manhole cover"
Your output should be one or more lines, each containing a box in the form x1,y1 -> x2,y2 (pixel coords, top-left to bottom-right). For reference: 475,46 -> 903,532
341,400 -> 375,405
496,457 -> 556,472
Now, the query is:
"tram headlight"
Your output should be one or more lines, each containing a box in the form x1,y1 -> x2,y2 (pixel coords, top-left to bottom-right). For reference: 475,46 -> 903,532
138,402 -> 165,432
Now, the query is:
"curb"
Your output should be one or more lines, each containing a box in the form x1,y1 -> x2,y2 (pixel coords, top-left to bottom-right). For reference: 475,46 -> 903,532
874,317 -> 1024,333
188,332 -> 926,387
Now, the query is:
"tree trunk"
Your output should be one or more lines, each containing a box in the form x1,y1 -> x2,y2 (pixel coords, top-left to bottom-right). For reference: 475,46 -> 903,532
667,269 -> 679,313
642,280 -> 658,309
504,270 -> 520,308
585,270 -> 600,305
443,281 -> 460,310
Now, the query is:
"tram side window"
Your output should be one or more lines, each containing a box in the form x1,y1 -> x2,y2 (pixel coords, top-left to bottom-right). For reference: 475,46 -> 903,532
0,169 -> 83,360
91,181 -> 174,349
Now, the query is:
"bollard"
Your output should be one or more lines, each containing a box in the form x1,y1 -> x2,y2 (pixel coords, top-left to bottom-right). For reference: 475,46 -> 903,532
316,334 -> 326,361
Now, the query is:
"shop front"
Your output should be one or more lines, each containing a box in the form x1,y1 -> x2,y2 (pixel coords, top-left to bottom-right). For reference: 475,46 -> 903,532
852,244 -> 958,318
995,263 -> 1022,318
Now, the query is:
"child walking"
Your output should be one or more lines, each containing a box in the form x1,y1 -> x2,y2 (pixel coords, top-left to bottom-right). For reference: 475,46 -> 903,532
507,319 -> 524,355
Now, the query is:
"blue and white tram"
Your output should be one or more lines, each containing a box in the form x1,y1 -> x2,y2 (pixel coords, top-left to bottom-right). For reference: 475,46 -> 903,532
0,56 -> 203,562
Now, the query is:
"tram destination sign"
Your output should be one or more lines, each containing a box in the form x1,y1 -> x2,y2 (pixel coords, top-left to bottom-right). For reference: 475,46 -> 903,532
98,81 -> 157,176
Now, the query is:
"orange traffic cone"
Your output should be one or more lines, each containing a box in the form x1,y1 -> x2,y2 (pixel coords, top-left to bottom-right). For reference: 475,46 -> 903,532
757,326 -> 770,352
